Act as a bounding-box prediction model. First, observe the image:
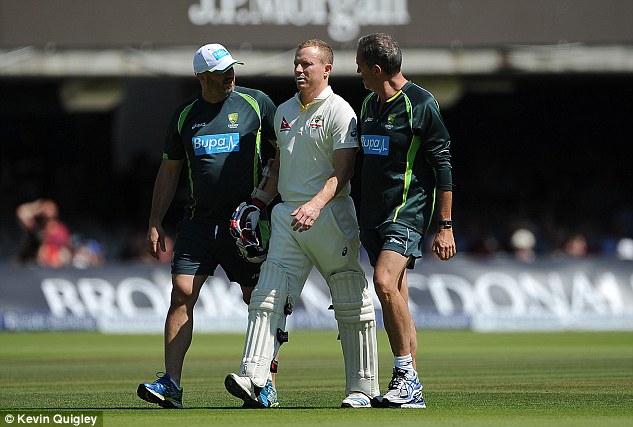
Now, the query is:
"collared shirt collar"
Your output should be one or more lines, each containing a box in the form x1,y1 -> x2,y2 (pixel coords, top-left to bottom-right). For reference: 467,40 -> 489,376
295,85 -> 333,111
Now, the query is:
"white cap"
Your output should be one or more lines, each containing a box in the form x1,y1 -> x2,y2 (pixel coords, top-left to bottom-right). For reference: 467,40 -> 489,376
193,44 -> 244,74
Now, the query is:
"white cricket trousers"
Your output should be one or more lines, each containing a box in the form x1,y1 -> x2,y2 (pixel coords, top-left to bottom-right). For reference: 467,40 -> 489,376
266,196 -> 364,288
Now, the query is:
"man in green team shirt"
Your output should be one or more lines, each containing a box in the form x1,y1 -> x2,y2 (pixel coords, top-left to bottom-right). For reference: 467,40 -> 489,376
356,33 -> 457,409
137,43 -> 280,409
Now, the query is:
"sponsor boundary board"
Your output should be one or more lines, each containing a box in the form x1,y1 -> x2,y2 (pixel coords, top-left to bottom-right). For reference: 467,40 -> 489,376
1,258 -> 632,333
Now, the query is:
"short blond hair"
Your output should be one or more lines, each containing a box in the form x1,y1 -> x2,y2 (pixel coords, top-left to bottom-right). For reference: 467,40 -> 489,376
296,39 -> 333,65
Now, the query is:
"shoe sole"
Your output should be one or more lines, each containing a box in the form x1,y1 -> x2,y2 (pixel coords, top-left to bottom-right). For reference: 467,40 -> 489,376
400,402 -> 427,409
371,396 -> 425,409
341,402 -> 371,408
224,374 -> 264,408
242,400 -> 263,408
136,384 -> 182,409
341,397 -> 371,408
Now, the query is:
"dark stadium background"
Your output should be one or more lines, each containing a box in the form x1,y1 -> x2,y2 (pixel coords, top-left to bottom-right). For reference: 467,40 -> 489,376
1,73 -> 631,261
1,0 -> 632,262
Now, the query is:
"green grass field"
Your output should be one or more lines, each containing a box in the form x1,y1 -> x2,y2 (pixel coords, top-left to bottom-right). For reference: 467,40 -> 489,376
0,330 -> 631,426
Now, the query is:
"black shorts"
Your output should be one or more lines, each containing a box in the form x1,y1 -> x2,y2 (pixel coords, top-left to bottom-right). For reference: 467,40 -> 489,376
171,218 -> 261,287
360,222 -> 424,269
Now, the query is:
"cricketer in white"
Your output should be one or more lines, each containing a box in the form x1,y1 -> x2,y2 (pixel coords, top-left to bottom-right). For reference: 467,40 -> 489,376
225,39 -> 379,409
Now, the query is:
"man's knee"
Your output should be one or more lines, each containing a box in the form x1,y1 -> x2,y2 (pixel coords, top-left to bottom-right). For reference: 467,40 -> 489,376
372,271 -> 393,298
372,266 -> 404,299
170,275 -> 203,307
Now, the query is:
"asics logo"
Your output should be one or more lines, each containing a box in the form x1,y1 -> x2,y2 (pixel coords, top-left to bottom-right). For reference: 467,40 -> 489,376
388,237 -> 404,246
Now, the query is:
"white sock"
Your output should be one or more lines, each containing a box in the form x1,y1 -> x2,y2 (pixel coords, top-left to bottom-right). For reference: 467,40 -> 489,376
394,354 -> 415,376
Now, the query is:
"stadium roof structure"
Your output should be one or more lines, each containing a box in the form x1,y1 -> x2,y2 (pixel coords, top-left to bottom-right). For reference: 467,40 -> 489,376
1,44 -> 632,78
1,0 -> 632,77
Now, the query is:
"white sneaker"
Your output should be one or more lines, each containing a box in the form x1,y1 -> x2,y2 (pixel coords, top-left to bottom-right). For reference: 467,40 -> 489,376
371,367 -> 424,408
341,392 -> 371,408
224,373 -> 280,408
400,389 -> 427,409
225,373 -> 259,405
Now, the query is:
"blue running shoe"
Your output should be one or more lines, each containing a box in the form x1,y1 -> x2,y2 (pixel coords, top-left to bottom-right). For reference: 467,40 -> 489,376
259,379 -> 280,408
370,367 -> 423,408
225,373 -> 280,408
137,372 -> 183,409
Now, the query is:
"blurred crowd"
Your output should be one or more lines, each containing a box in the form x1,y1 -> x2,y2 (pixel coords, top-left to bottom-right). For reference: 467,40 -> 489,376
465,225 -> 633,262
449,206 -> 633,262
5,197 -> 632,270
10,198 -> 174,269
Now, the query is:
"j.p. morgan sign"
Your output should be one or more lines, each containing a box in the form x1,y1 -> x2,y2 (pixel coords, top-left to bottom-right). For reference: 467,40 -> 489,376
188,0 -> 410,43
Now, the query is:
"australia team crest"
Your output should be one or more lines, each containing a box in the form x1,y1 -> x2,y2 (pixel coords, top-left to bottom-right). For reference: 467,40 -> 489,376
228,112 -> 239,129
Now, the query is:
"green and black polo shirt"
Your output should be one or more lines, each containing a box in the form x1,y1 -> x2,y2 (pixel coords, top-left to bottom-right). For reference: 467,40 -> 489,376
164,86 -> 276,222
359,81 -> 452,235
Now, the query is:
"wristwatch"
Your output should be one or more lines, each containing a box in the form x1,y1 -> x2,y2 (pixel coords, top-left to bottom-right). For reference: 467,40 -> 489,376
439,220 -> 452,229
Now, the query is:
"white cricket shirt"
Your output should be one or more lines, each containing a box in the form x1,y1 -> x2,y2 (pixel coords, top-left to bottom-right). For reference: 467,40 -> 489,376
274,86 -> 359,202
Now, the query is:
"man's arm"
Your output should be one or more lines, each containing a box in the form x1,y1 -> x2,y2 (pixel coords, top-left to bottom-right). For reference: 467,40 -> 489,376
147,158 -> 183,259
16,199 -> 58,231
252,145 -> 280,206
431,189 -> 456,260
290,147 -> 357,232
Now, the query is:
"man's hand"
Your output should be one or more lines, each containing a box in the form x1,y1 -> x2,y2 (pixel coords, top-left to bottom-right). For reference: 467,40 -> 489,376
290,201 -> 321,232
147,225 -> 166,260
432,228 -> 456,261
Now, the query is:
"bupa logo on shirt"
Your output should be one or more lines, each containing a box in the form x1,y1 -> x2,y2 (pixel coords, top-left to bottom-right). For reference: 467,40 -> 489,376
361,135 -> 389,156
192,133 -> 240,155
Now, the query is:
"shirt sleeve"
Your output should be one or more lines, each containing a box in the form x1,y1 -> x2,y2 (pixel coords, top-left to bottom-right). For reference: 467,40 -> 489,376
415,97 -> 453,190
258,91 -> 277,144
330,96 -> 359,151
163,107 -> 186,160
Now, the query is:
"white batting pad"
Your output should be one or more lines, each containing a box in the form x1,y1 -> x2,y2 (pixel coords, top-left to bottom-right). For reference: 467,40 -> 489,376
241,261 -> 289,387
328,271 -> 380,397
